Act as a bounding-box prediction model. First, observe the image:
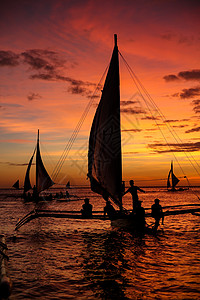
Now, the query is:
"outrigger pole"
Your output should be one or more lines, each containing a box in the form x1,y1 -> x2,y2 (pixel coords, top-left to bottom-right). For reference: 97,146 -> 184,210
15,204 -> 200,230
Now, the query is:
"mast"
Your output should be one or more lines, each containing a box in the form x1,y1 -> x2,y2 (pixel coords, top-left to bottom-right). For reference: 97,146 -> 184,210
24,148 -> 36,193
36,129 -> 39,193
88,34 -> 122,209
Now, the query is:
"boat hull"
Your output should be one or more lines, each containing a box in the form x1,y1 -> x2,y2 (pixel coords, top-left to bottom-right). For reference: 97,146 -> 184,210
111,217 -> 153,234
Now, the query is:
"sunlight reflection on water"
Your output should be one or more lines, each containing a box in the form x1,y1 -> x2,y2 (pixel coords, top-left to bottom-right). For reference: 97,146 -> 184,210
0,187 -> 200,299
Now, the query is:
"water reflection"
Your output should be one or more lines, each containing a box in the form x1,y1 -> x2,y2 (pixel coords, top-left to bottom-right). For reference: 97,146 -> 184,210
81,229 -> 147,299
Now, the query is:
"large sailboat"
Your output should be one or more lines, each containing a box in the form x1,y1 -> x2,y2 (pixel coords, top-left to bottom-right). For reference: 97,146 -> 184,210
87,34 -> 139,229
15,35 -> 200,232
23,130 -> 54,202
88,34 -> 123,209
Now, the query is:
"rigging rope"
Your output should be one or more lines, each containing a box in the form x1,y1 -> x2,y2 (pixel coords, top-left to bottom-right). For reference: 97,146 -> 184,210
51,67 -> 108,182
119,51 -> 200,182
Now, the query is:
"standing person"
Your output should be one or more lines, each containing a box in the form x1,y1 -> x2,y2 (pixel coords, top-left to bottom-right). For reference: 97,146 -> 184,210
151,198 -> 164,232
81,198 -> 93,218
123,180 -> 145,211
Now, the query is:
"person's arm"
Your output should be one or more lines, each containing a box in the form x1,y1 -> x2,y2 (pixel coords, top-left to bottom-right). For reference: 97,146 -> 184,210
161,207 -> 164,224
138,187 -> 145,193
122,188 -> 130,196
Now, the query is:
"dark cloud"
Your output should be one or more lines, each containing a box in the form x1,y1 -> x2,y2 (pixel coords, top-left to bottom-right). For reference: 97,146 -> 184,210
27,92 -> 42,101
0,50 -> 20,66
23,50 -> 97,98
121,129 -> 142,132
178,70 -> 200,81
121,100 -> 138,106
0,48 -> 97,98
180,86 -> 200,99
172,124 -> 188,128
192,99 -> 200,114
21,49 -> 64,71
121,108 -> 145,114
30,73 -> 55,80
149,142 -> 200,153
164,119 -> 189,123
163,74 -> 179,82
164,69 -> 200,82
185,126 -> 200,133
0,161 -> 31,166
141,115 -> 160,121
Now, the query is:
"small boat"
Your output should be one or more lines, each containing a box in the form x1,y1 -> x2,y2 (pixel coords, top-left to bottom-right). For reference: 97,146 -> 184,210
12,180 -> 19,190
167,161 -> 189,192
22,130 -> 54,202
66,181 -> 70,189
0,235 -> 12,298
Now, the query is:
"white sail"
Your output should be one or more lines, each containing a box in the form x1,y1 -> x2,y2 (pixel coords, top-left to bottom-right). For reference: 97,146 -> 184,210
88,34 -> 122,208
36,130 -> 54,194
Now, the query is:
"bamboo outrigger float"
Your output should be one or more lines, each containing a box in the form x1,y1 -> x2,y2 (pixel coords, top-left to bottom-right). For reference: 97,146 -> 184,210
0,235 -> 12,299
14,204 -> 200,231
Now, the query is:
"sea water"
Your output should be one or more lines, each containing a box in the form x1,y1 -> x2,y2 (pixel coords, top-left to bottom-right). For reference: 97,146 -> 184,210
0,187 -> 200,299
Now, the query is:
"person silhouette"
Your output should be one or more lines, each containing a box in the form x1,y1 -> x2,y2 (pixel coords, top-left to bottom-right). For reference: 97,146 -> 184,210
151,198 -> 164,232
81,198 -> 93,218
123,180 -> 145,211
134,200 -> 146,231
104,199 -> 117,220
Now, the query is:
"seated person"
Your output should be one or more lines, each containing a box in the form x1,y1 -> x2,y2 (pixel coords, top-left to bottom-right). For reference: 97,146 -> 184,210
104,200 -> 117,220
151,198 -> 164,231
134,200 -> 146,231
81,198 -> 93,218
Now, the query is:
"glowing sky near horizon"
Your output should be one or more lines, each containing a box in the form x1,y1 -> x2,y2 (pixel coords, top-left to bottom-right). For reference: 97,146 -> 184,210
0,0 -> 200,187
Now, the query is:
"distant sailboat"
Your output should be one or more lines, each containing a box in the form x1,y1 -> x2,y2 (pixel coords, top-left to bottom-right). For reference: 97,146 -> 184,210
66,181 -> 70,189
167,161 -> 189,192
23,130 -> 54,201
12,180 -> 19,190
167,161 -> 180,191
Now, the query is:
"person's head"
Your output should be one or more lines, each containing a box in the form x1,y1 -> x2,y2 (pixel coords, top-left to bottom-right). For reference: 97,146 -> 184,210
84,198 -> 89,204
106,200 -> 111,206
130,180 -> 134,186
155,198 -> 160,204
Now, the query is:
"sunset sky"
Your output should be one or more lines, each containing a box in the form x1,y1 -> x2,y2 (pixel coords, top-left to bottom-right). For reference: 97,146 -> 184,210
0,0 -> 200,188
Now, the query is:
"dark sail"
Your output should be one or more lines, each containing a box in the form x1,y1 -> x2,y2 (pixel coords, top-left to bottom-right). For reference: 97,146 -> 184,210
24,149 -> 36,192
36,130 -> 54,194
12,179 -> 19,190
172,172 -> 180,189
88,34 -> 122,208
167,170 -> 171,189
168,161 -> 179,190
